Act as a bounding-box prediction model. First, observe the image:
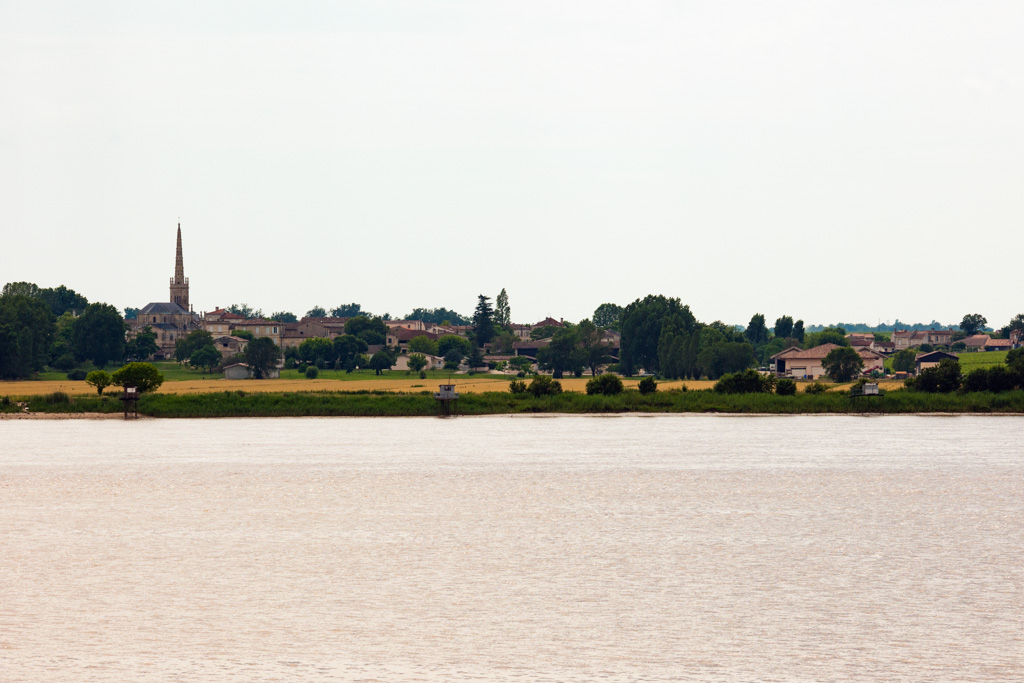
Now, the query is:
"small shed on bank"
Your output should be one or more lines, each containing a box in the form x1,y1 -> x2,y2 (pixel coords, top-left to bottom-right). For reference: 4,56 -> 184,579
223,363 -> 252,380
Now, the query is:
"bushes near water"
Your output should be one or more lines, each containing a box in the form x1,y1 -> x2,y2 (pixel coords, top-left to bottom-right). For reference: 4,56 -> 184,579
586,374 -> 624,396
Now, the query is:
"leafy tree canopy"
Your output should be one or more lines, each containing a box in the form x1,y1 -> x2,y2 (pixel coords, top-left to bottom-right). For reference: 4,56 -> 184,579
126,326 -> 159,361
333,334 -> 369,371
0,293 -> 55,378
744,313 -> 769,348
111,362 -> 165,393
124,307 -> 140,320
619,295 -> 698,376
593,303 -> 623,329
242,337 -> 282,379
404,307 -> 469,326
330,303 -> 363,318
408,335 -> 439,356
72,303 -> 125,369
85,370 -> 113,395
407,353 -> 429,373
189,345 -> 221,373
438,334 -> 471,358
959,313 -> 988,336
344,315 -> 387,345
298,337 -> 335,364
495,289 -> 510,328
39,285 -> 88,317
228,303 -> 262,319
270,311 -> 297,323
472,294 -> 496,345
306,305 -> 327,318
822,346 -> 863,382
174,330 -> 214,363
773,315 -> 794,339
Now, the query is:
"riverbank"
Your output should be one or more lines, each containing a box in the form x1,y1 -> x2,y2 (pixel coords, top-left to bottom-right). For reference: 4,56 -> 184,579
7,388 -> 1024,418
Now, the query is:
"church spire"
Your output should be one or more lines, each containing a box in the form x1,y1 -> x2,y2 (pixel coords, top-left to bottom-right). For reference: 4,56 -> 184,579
174,222 -> 185,284
170,222 -> 190,311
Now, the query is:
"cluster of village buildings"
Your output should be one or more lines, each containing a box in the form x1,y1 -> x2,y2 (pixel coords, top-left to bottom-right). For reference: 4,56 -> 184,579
129,226 -> 1020,379
127,226 -> 619,374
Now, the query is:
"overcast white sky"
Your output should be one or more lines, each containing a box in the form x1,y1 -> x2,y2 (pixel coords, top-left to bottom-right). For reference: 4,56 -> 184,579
2,1 -> 1022,328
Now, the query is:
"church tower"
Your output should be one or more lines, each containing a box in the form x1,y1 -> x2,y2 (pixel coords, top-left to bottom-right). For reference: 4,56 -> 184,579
169,223 -> 190,311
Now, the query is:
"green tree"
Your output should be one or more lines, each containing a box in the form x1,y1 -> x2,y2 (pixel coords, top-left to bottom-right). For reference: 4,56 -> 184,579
1006,314 -> 1024,335
891,349 -> 917,373
174,329 -> 214,363
407,353 -> 429,373
472,294 -> 495,344
822,346 -> 864,382
577,319 -> 611,377
407,335 -> 439,356
803,326 -> 848,348
619,295 -> 698,376
39,285 -> 88,317
466,345 -> 486,370
443,348 -> 463,370
529,325 -> 561,341
111,362 -> 164,393
914,358 -> 962,393
298,337 -> 335,365
333,334 -> 368,371
270,311 -> 298,323
438,334 -> 471,358
344,315 -> 387,345
528,375 -> 562,397
744,313 -> 769,347
2,282 -> 41,298
714,369 -> 775,394
404,307 -> 469,325
243,337 -> 282,379
494,331 -> 517,355
792,320 -> 805,342
124,307 -> 140,320
231,329 -> 254,340
538,325 -> 583,379
228,303 -> 262,319
585,374 -> 623,395
306,305 -> 327,317
330,303 -> 362,318
189,345 -> 221,373
773,315 -> 794,339
495,288 -> 510,328
126,326 -> 159,361
593,303 -> 623,329
960,313 -> 988,336
85,370 -> 113,395
72,303 -> 125,369
0,294 -> 54,378
369,349 -> 395,375
696,341 -> 756,379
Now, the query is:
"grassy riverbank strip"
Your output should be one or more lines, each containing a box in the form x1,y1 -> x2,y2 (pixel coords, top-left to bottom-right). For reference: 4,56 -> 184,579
11,388 -> 1024,417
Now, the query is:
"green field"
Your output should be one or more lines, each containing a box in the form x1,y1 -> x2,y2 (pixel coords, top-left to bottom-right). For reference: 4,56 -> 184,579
38,360 -> 211,381
885,349 -> 1009,374
958,350 -> 1009,372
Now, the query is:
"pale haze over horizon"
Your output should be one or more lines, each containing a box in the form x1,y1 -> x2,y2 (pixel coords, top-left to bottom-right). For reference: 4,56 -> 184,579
3,1 -> 1022,329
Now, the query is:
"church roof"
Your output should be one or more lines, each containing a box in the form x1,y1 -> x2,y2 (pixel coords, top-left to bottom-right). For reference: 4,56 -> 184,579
139,302 -> 189,315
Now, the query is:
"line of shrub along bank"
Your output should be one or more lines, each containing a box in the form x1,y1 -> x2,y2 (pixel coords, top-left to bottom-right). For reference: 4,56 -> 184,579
13,388 -> 1024,417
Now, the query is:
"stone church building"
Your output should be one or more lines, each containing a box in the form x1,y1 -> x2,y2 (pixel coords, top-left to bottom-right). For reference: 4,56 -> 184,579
129,224 -> 201,359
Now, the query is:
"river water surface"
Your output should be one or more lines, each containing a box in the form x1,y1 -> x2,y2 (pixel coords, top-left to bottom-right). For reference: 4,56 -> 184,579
1,415 -> 1022,681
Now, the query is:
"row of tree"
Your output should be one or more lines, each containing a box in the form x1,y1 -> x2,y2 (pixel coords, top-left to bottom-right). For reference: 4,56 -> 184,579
1,282 -> 136,379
